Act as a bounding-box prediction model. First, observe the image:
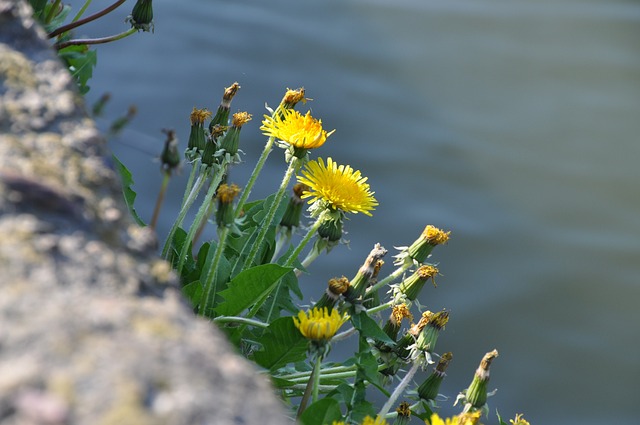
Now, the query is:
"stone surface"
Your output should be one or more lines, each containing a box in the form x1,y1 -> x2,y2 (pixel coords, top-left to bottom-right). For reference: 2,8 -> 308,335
0,1 -> 291,423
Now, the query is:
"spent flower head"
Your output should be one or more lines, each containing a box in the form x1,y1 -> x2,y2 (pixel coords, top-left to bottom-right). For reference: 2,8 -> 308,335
292,307 -> 349,342
297,157 -> 378,216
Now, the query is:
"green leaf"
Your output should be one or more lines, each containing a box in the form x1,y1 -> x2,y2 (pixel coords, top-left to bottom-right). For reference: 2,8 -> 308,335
299,398 -> 342,425
112,154 -> 146,226
182,280 -> 203,309
252,317 -> 308,371
215,264 -> 293,317
351,312 -> 394,345
58,45 -> 97,94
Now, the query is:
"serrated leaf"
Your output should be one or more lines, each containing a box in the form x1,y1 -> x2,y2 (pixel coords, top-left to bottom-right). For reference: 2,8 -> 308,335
351,312 -> 394,345
299,398 -> 342,425
58,45 -> 97,94
112,154 -> 146,226
252,317 -> 308,371
181,280 -> 203,309
215,264 -> 293,317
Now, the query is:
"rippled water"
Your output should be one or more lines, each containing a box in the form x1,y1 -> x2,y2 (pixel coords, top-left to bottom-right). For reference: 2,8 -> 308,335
74,0 -> 640,423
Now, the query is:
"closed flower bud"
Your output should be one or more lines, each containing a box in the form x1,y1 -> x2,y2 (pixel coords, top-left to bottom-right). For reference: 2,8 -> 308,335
349,243 -> 387,299
187,107 -> 212,154
415,310 -> 449,355
382,304 -> 412,342
407,225 -> 450,264
280,183 -> 307,229
209,82 -> 240,133
215,183 -> 241,227
128,0 -> 154,32
219,111 -> 252,156
393,402 -> 411,425
160,129 -> 180,173
397,264 -> 439,301
314,276 -> 350,310
461,349 -> 499,410
417,352 -> 453,401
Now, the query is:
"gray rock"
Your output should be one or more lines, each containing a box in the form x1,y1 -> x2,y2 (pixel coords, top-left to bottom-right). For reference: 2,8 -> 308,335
0,1 -> 292,424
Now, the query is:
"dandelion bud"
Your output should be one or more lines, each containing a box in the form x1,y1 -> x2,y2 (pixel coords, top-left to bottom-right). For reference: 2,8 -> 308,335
398,264 -> 439,301
128,0 -> 154,32
209,82 -> 240,133
279,87 -> 308,111
317,215 -> 343,242
215,183 -> 241,227
415,310 -> 449,355
394,311 -> 432,360
314,277 -> 350,310
349,243 -> 387,299
382,304 -> 412,342
187,107 -> 212,154
417,352 -> 453,402
280,183 -> 307,229
219,111 -> 252,156
393,402 -> 411,425
463,349 -> 499,409
160,129 -> 180,174
407,225 -> 450,264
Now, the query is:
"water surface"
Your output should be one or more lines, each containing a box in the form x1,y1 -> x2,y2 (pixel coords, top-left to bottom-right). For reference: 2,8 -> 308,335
76,0 -> 640,423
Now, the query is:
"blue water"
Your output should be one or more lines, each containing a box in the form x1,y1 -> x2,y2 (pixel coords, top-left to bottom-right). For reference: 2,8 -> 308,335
75,0 -> 640,423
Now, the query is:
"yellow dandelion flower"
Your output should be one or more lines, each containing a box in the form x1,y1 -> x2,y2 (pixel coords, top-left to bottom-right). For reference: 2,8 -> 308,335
361,416 -> 388,425
427,413 -> 456,425
510,414 -> 530,425
292,307 -> 349,342
261,109 -> 334,149
297,157 -> 378,216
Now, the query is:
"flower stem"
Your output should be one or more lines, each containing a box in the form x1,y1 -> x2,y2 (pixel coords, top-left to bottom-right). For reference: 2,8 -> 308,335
55,27 -> 137,50
199,226 -> 230,317
232,136 -> 276,221
175,169 -> 226,276
368,262 -> 412,293
150,171 -> 170,230
378,358 -> 423,418
49,0 -> 127,38
297,354 -> 322,418
284,211 -> 328,267
312,354 -> 322,403
161,171 -> 208,259
366,300 -> 394,315
212,316 -> 268,328
239,156 -> 300,270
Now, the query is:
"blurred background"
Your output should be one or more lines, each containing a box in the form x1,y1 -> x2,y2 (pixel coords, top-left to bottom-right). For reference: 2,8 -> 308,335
70,0 -> 639,423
